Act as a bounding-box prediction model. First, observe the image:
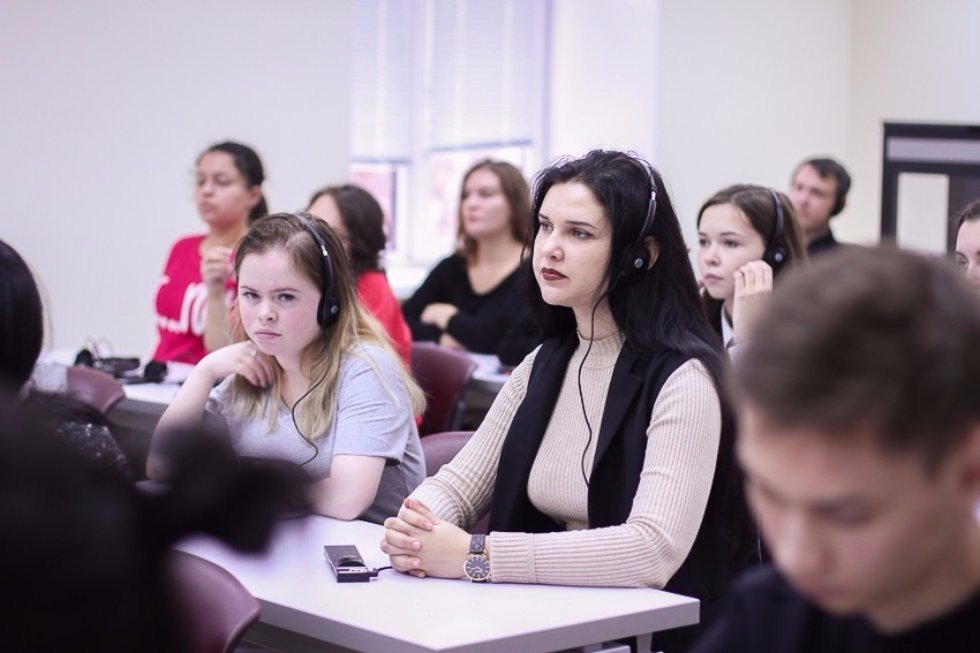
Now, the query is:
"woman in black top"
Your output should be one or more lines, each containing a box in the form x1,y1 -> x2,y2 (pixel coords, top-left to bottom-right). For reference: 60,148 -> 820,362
0,238 -> 130,480
402,160 -> 538,364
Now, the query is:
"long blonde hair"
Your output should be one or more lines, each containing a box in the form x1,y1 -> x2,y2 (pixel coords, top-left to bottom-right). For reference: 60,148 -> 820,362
228,213 -> 425,439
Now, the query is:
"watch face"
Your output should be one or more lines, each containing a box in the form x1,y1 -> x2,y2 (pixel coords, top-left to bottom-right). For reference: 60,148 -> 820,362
464,555 -> 491,581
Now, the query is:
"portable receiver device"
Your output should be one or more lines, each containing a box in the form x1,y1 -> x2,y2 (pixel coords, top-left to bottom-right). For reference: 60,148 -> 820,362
323,545 -> 388,583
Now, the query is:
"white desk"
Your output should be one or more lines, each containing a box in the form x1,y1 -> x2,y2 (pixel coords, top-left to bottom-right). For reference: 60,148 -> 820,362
177,516 -> 698,653
119,354 -> 507,434
120,380 -> 181,407
34,351 -> 186,409
39,350 -> 503,412
40,350 -> 507,471
467,352 -> 509,391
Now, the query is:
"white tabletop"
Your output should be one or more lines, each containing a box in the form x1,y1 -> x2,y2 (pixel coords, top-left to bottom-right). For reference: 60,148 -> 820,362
35,349 -> 187,406
121,355 -> 504,409
466,352 -> 510,393
121,381 -> 182,405
177,516 -> 698,653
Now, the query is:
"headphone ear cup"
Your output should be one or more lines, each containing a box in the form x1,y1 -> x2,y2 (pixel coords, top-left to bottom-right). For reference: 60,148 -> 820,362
294,212 -> 340,330
74,348 -> 94,367
318,295 -> 340,330
764,246 -> 787,270
624,248 -> 650,277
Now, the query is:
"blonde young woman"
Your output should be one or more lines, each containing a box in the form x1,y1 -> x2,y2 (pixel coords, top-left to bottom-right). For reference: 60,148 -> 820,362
147,213 -> 426,524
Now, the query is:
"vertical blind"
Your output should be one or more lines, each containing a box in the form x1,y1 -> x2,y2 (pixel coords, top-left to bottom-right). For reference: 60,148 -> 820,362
351,0 -> 544,159
428,0 -> 543,151
351,0 -> 414,161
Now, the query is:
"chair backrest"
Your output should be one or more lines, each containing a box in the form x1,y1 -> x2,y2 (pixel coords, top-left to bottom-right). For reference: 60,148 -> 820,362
169,550 -> 261,653
419,430 -> 488,534
65,365 -> 125,414
420,430 -> 473,477
410,343 -> 478,436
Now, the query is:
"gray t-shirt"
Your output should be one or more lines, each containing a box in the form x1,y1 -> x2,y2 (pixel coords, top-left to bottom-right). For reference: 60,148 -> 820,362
207,343 -> 425,524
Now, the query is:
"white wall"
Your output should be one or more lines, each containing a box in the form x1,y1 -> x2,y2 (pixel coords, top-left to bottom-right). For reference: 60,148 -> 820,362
656,0 -> 852,249
548,0 -> 660,162
0,0 -> 353,355
653,0 -> 980,251
5,0 -> 977,359
846,0 -> 980,246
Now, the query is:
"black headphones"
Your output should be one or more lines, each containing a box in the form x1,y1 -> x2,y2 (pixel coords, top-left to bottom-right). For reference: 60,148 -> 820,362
622,160 -> 658,277
578,158 -> 658,487
294,212 -> 340,330
762,188 -> 787,270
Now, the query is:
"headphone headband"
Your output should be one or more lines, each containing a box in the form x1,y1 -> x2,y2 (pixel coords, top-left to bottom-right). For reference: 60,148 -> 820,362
623,159 -> 658,276
294,213 -> 340,329
763,188 -> 787,269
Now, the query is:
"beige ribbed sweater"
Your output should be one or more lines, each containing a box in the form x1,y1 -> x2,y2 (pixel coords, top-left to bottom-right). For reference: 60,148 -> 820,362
412,331 -> 722,588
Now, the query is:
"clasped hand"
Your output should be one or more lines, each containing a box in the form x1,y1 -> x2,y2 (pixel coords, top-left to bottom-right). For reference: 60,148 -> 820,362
380,498 -> 470,579
198,341 -> 275,388
419,303 -> 458,331
732,260 -> 774,344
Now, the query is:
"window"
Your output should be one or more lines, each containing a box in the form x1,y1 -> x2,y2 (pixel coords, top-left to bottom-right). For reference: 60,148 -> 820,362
351,0 -> 547,267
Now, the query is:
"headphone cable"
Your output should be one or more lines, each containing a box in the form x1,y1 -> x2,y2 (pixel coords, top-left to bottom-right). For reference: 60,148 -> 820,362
579,174 -> 655,485
291,363 -> 330,466
578,293 -> 610,487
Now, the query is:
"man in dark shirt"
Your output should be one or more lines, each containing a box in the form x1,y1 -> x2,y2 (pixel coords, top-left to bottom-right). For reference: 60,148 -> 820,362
788,157 -> 851,256
692,247 -> 980,653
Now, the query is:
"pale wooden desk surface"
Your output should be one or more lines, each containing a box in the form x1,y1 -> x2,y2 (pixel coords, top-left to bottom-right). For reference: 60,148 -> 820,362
177,515 -> 699,653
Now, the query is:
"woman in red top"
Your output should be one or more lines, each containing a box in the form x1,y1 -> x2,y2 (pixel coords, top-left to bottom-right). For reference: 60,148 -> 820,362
153,142 -> 268,364
307,184 -> 412,366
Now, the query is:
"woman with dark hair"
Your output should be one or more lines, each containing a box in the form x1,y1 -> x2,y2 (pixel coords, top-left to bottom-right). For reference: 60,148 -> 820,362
0,238 -> 130,480
401,159 -> 538,362
0,397 -> 307,652
696,185 -> 807,351
307,184 -> 412,365
0,240 -> 44,396
954,198 -> 980,291
382,151 -> 757,651
153,141 -> 269,364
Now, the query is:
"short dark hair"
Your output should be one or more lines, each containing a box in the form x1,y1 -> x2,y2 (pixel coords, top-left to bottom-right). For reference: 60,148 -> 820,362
456,159 -> 531,260
734,246 -> 980,467
307,184 -> 386,277
955,198 -> 980,232
0,239 -> 44,394
200,141 -> 268,224
795,157 -> 851,216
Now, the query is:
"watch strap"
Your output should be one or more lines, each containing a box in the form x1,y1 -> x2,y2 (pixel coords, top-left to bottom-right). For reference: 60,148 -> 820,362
468,533 -> 487,555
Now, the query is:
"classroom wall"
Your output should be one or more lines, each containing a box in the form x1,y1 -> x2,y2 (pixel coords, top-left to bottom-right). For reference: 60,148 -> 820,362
548,0 -> 660,163
4,0 -> 977,359
656,0 -> 852,250
846,0 -> 980,247
0,0 -> 353,355
654,0 -> 980,251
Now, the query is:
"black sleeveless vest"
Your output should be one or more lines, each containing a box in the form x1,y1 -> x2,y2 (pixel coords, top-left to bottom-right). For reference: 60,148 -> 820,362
488,333 -> 756,636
